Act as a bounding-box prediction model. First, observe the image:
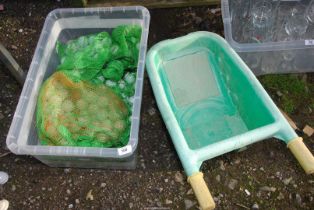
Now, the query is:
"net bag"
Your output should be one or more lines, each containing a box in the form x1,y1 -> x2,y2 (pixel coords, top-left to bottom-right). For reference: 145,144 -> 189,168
36,72 -> 130,147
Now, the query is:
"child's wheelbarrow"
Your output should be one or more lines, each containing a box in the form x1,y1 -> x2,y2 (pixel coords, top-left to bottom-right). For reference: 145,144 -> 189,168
145,32 -> 314,210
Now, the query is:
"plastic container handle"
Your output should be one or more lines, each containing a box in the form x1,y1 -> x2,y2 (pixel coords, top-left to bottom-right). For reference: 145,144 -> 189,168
287,137 -> 314,175
188,172 -> 216,210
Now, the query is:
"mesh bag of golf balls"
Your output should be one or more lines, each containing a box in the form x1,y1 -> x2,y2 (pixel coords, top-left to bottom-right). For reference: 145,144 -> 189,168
36,25 -> 141,147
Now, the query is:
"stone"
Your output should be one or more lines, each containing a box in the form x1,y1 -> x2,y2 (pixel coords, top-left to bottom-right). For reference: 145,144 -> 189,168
228,179 -> 238,190
86,190 -> 94,201
277,192 -> 285,200
276,91 -> 283,97
165,199 -> 172,204
244,189 -> 251,196
303,125 -> 314,137
252,203 -> 259,209
64,168 -> 71,173
0,200 -> 9,210
210,8 -> 221,14
296,193 -> 302,205
148,107 -> 156,116
186,189 -> 193,195
219,160 -> 225,171
270,151 -> 275,158
259,186 -> 276,192
0,171 -> 8,185
11,45 -> 18,50
156,201 -> 162,207
283,177 -> 293,185
129,203 -> 133,208
184,199 -> 196,209
215,174 -> 221,182
174,171 -> 184,183
237,146 -> 248,152
234,159 -> 241,164
141,163 -> 146,169
193,16 -> 202,25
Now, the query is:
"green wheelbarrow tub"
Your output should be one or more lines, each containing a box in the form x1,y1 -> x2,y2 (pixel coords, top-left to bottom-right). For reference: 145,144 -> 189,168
146,32 -> 314,210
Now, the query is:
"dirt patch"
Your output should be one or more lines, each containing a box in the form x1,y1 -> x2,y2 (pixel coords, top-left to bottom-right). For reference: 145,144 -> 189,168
0,1 -> 313,210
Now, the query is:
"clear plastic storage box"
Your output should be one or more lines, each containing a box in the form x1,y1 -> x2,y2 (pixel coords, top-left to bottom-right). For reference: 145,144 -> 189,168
6,6 -> 150,169
222,0 -> 314,75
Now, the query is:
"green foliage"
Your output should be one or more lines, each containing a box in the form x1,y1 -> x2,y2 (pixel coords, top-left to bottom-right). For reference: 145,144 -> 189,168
259,74 -> 313,114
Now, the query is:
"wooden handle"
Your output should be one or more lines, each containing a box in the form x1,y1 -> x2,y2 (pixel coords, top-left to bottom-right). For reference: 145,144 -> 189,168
287,137 -> 314,175
188,172 -> 215,210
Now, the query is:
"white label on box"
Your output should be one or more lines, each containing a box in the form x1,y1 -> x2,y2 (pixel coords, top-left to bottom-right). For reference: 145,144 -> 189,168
118,145 -> 132,156
305,40 -> 314,45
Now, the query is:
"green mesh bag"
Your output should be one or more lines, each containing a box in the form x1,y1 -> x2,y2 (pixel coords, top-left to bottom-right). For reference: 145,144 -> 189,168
56,25 -> 142,82
36,25 -> 142,147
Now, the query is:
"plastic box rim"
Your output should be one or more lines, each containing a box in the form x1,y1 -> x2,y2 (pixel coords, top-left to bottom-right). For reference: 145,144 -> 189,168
221,0 -> 314,52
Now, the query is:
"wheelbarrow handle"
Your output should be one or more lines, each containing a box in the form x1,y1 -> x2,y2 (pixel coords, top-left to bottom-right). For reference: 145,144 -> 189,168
287,137 -> 314,175
188,172 -> 215,210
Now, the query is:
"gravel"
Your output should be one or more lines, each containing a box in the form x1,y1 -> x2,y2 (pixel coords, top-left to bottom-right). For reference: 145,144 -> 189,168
228,179 -> 238,190
184,199 -> 196,209
186,189 -> 193,195
259,186 -> 276,192
11,184 -> 16,192
165,199 -> 173,204
0,2 -> 313,209
148,107 -> 156,116
252,203 -> 259,209
10,45 -> 18,50
215,174 -> 221,182
244,189 -> 251,196
86,190 -> 94,201
174,171 -> 184,183
219,160 -> 226,171
296,193 -> 302,206
0,171 -> 8,185
283,177 -> 293,185
277,192 -> 285,200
